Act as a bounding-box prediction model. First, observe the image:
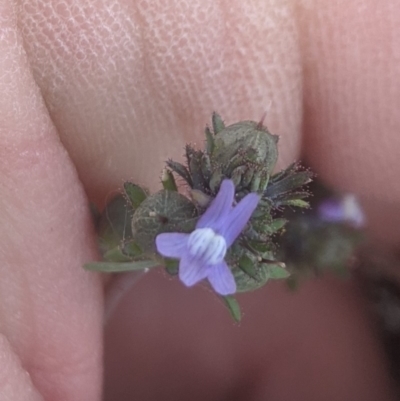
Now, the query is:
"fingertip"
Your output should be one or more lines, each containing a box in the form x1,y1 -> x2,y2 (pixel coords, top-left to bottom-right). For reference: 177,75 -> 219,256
0,334 -> 44,401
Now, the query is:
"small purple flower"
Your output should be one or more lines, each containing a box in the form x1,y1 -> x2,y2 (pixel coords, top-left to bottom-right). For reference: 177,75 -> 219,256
318,194 -> 365,228
155,180 -> 260,295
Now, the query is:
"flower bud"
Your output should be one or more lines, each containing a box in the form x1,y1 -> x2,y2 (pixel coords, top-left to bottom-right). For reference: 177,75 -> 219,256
211,120 -> 279,191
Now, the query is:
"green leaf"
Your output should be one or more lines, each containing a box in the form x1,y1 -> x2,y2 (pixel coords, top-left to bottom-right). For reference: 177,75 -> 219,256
279,199 -> 310,208
131,190 -> 198,253
212,112 -> 225,134
270,162 -> 298,181
263,218 -> 288,235
161,168 -> 178,191
238,254 -> 261,281
209,168 -> 224,193
233,259 -> 270,292
273,191 -> 310,202
120,241 -> 143,258
266,264 -> 290,279
164,258 -> 179,275
84,259 -> 159,272
166,160 -> 193,187
97,195 -> 134,256
200,153 -> 212,182
222,296 -> 241,322
270,218 -> 288,231
247,240 -> 271,253
187,148 -> 206,190
266,170 -> 312,197
190,189 -> 211,208
204,126 -> 215,155
103,247 -> 133,262
123,182 -> 148,209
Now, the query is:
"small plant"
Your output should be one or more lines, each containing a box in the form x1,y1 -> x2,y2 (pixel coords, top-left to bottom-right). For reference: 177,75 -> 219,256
86,113 -> 316,321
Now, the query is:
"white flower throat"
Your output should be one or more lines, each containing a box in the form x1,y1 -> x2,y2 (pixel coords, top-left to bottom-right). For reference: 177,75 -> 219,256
187,228 -> 227,265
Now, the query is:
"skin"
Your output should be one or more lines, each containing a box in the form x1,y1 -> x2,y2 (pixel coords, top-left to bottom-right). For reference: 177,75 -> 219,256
0,0 -> 399,400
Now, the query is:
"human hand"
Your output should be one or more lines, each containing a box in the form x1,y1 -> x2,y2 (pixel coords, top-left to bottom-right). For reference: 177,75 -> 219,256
0,1 -> 399,400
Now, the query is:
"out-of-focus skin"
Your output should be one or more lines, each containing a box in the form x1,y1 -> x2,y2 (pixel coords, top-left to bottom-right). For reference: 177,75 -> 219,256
0,0 -> 399,400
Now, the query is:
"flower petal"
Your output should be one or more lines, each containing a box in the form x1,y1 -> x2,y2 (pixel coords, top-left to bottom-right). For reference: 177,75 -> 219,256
206,261 -> 236,295
342,195 -> 365,227
220,193 -> 260,246
179,253 -> 210,287
196,179 -> 234,230
318,200 -> 344,222
318,195 -> 365,228
155,233 -> 189,258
